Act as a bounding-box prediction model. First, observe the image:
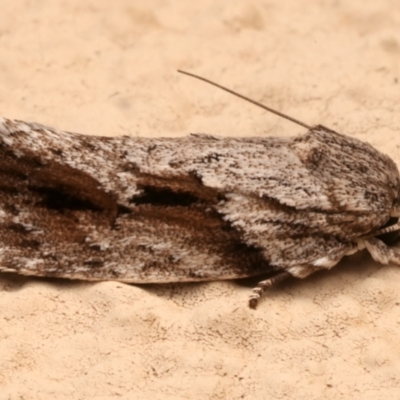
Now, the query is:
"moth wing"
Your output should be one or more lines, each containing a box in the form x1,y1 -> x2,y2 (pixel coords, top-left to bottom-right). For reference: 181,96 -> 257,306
0,119 -> 272,282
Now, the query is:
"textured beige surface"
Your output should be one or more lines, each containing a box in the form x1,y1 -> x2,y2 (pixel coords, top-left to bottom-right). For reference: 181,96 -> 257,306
1,1 -> 400,399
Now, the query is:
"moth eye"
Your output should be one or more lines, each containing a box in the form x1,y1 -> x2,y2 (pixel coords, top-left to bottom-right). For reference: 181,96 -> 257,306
392,197 -> 400,214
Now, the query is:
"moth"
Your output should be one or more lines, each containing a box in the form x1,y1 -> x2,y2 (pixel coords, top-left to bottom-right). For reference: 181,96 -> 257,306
1,70 -> 400,309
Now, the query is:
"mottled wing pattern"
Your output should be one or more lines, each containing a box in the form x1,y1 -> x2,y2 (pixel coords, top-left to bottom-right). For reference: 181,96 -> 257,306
0,118 -> 398,282
0,118 -> 269,282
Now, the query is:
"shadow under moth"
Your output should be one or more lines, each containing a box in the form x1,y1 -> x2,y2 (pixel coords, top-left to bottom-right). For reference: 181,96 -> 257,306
1,70 -> 400,309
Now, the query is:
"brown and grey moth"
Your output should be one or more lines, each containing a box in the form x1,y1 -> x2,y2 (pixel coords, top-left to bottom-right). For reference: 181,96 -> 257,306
1,70 -> 400,309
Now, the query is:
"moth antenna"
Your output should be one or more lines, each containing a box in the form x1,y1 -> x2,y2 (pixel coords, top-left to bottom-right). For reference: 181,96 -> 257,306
177,69 -> 312,130
370,222 -> 400,237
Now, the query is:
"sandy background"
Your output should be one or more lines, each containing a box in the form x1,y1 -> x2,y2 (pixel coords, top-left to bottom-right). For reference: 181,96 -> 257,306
1,1 -> 400,399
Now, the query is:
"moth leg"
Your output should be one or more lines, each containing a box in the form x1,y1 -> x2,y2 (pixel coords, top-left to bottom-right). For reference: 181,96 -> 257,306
249,271 -> 292,309
249,244 -> 358,309
364,238 -> 400,265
